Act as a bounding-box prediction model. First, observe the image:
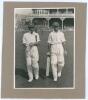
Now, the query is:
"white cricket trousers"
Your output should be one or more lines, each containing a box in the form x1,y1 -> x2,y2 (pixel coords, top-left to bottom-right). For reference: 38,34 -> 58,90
26,56 -> 39,80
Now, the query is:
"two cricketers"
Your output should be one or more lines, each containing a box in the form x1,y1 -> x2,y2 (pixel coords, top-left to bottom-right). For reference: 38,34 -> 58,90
23,22 -> 66,82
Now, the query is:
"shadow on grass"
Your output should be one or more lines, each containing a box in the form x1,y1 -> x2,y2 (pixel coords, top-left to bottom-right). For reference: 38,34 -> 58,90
15,67 -> 53,80
39,68 -> 53,79
15,68 -> 29,79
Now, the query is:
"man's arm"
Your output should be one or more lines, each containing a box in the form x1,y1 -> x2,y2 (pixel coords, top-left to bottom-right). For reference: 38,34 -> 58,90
30,34 -> 40,46
62,41 -> 67,55
29,41 -> 40,46
22,34 -> 29,49
48,43 -> 51,50
46,43 -> 51,57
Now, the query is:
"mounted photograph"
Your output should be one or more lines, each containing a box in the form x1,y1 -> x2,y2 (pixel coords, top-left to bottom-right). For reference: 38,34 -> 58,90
14,8 -> 75,88
1,2 -> 86,98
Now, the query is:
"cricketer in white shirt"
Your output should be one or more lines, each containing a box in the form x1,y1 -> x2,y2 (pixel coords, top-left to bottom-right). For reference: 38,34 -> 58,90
23,27 -> 40,82
48,22 -> 66,81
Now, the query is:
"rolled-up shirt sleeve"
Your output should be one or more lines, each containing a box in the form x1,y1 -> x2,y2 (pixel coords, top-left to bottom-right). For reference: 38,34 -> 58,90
36,34 -> 40,42
22,34 -> 28,47
61,32 -> 66,42
48,33 -> 52,44
23,34 -> 26,44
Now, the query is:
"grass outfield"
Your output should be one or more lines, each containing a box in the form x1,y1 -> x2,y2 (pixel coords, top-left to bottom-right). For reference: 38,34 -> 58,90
15,29 -> 74,88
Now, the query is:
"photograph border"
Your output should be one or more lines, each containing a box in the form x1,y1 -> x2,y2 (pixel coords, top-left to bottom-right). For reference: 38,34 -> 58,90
1,2 -> 86,98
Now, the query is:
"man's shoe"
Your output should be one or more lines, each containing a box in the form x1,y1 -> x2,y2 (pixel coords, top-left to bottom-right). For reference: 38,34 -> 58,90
58,72 -> 61,77
28,79 -> 33,82
53,78 -> 57,82
35,75 -> 39,80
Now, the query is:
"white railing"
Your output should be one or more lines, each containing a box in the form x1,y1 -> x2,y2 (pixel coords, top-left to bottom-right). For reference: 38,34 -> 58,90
29,13 -> 74,18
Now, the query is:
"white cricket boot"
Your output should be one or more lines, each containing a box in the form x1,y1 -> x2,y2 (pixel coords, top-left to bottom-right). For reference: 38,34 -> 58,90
58,72 -> 61,77
28,78 -> 33,82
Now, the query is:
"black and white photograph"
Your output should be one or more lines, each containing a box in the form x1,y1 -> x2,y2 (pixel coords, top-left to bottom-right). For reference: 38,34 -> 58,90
14,8 -> 75,88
